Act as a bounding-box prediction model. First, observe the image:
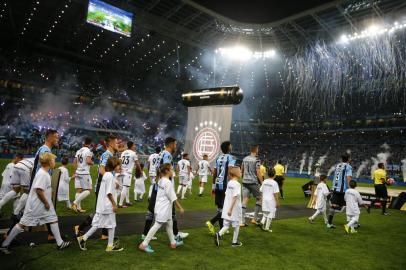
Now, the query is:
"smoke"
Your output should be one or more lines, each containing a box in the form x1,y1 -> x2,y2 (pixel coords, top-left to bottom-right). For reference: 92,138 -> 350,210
307,151 -> 315,175
316,153 -> 328,167
356,160 -> 370,178
370,144 -> 391,179
327,165 -> 335,176
402,159 -> 406,182
299,152 -> 307,174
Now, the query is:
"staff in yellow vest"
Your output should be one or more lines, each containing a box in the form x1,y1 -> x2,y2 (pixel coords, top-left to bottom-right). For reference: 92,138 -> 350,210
372,163 -> 389,216
274,161 -> 285,199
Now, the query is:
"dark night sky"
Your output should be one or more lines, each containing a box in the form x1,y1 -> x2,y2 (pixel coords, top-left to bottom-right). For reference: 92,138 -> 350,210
194,0 -> 334,23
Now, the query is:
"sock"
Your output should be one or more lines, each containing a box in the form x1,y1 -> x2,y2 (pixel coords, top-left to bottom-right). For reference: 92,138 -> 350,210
265,217 -> 272,230
65,200 -> 72,208
327,208 -> 335,224
382,199 -> 387,213
254,203 -> 261,220
232,226 -> 240,243
49,223 -> 63,246
83,226 -> 98,241
143,215 -> 154,235
74,192 -> 79,205
134,193 -> 138,201
2,223 -> 24,247
0,190 -> 17,209
177,185 -> 182,195
310,210 -> 321,220
219,218 -> 223,229
181,185 -> 187,199
261,216 -> 266,225
347,217 -> 357,229
74,190 -> 90,207
13,193 -> 28,215
210,209 -> 222,225
107,228 -> 115,246
172,217 -> 179,236
12,197 -> 20,213
218,225 -> 229,236
241,206 -> 247,224
126,188 -> 130,203
322,210 -> 328,223
140,193 -> 144,199
46,223 -> 54,236
280,189 -> 284,198
199,186 -> 204,195
148,186 -> 153,198
142,222 -> 162,246
165,220 -> 175,245
119,186 -> 128,206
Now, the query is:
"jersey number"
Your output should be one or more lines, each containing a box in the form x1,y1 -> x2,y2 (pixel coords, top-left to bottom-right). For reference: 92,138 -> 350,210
122,156 -> 130,165
78,154 -> 83,163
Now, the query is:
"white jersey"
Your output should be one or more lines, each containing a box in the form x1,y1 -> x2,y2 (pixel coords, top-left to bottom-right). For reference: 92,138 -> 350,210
148,153 -> 160,177
24,168 -> 55,218
260,178 -> 279,212
75,147 -> 93,175
177,159 -> 190,177
221,180 -> 242,222
315,182 -> 330,210
96,172 -> 117,214
154,177 -> 177,223
198,160 -> 210,176
120,149 -> 138,175
345,188 -> 364,216
14,158 -> 34,172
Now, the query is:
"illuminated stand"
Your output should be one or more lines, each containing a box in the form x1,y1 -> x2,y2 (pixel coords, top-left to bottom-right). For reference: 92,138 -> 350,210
182,86 -> 243,166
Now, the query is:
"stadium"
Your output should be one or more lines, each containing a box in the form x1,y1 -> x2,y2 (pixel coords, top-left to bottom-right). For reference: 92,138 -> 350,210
0,0 -> 405,269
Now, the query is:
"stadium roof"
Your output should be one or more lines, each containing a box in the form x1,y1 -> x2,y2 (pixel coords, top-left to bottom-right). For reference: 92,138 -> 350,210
2,0 -> 406,83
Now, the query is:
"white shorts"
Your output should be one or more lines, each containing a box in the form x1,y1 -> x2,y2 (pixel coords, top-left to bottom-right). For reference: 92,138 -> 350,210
199,175 -> 208,183
149,175 -> 156,184
20,212 -> 58,227
179,175 -> 189,185
223,219 -> 239,228
57,193 -> 69,202
11,168 -> 31,188
75,175 -> 92,190
122,174 -> 132,187
92,212 -> 116,229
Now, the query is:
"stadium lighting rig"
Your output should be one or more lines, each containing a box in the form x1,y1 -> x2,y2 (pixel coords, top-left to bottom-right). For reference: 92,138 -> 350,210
338,21 -> 406,44
216,46 -> 277,61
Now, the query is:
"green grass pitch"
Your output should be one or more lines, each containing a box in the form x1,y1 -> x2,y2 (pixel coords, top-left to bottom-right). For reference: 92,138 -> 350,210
1,158 -> 406,269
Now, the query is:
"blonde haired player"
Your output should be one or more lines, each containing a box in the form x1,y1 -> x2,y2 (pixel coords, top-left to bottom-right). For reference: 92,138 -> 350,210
177,153 -> 191,200
215,166 -> 243,247
138,163 -> 184,253
0,153 -> 70,254
196,154 -> 212,197
77,157 -> 123,252
344,180 -> 368,234
308,175 -> 330,224
119,141 -> 141,208
71,137 -> 93,213
260,168 -> 280,232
